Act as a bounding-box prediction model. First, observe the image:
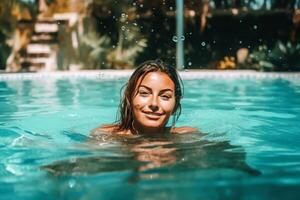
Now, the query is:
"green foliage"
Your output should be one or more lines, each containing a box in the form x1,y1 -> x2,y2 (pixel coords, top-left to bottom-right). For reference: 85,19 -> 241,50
106,13 -> 147,69
0,0 -> 18,69
246,45 -> 274,71
87,0 -> 147,69
80,32 -> 112,69
270,41 -> 300,71
246,41 -> 300,71
0,0 -> 37,70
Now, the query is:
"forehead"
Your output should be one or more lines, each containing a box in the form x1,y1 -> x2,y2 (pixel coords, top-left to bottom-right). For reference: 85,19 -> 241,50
137,71 -> 175,90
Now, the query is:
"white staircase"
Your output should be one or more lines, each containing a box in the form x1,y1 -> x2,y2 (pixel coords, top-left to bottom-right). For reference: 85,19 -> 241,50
21,19 -> 60,71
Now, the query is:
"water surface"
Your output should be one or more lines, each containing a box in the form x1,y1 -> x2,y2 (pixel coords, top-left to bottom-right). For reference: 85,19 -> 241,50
0,77 -> 300,200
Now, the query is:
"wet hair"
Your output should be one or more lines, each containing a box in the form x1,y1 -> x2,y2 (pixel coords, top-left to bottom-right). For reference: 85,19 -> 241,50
113,59 -> 184,134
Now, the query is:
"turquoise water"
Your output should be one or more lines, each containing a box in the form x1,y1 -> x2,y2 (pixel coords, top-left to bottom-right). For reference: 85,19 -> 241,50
0,76 -> 300,200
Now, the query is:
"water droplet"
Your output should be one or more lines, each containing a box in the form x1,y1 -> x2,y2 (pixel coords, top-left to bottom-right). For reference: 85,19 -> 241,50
180,35 -> 185,41
239,41 -> 242,44
253,25 -> 258,30
169,7 -> 173,11
112,45 -> 115,48
239,19 -> 243,23
172,36 -> 178,42
189,32 -> 192,35
69,179 -> 76,188
140,4 -> 144,8
121,26 -> 125,31
133,23 -> 137,26
151,29 -> 154,32
121,13 -> 126,18
188,62 -> 192,66
201,42 -> 206,46
133,2 -> 136,6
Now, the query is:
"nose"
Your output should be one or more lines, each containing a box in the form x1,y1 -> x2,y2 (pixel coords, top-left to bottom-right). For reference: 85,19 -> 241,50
148,96 -> 159,112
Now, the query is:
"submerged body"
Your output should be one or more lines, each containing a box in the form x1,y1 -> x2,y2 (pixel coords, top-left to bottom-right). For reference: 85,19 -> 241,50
43,132 -> 260,175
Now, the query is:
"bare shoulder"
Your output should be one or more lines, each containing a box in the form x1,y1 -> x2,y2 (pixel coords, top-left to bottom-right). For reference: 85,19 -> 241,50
90,124 -> 118,137
90,124 -> 131,138
170,126 -> 199,134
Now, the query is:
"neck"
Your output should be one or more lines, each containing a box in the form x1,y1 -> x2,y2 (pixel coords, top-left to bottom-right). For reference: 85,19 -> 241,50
132,122 -> 166,135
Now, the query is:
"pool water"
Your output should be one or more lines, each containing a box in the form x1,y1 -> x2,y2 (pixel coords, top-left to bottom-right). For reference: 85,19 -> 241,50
0,74 -> 300,200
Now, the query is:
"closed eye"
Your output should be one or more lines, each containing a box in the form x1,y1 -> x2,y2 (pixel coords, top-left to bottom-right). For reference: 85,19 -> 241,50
161,95 -> 171,100
139,91 -> 150,97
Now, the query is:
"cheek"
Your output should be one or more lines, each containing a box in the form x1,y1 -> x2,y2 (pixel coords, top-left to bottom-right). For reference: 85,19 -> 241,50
132,96 -> 147,109
161,99 -> 176,113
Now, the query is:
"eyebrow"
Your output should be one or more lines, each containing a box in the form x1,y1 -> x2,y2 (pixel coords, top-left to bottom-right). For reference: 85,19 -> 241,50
139,85 -> 174,93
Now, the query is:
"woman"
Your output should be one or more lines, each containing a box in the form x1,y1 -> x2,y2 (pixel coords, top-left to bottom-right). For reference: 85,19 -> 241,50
42,62 -> 261,174
91,59 -> 198,137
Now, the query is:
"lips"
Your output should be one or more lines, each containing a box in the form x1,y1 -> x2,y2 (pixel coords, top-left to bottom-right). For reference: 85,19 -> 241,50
142,111 -> 163,120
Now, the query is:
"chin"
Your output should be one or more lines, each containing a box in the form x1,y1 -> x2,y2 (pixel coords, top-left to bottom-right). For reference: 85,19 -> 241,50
142,122 -> 163,128
140,119 -> 166,129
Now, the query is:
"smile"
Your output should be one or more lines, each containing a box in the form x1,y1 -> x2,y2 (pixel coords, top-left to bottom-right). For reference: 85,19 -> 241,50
142,111 -> 163,119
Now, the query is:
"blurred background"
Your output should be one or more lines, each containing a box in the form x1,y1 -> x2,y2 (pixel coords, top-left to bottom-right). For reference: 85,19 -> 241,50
1,0 -> 300,72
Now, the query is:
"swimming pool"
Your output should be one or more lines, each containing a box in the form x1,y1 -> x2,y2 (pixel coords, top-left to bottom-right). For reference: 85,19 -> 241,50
1,71 -> 300,200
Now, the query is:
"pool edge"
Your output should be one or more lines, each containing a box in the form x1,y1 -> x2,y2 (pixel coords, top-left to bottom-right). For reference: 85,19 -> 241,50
0,70 -> 300,80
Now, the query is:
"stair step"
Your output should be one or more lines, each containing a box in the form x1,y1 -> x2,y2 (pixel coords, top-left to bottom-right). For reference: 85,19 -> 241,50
26,44 -> 52,54
31,34 -> 54,41
31,34 -> 57,44
35,23 -> 58,33
19,17 -> 64,72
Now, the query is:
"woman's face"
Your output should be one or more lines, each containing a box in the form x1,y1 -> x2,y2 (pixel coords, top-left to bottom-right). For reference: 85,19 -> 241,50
132,71 -> 176,133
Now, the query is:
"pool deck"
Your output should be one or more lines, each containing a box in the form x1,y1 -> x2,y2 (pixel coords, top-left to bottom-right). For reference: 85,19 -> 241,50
0,70 -> 300,80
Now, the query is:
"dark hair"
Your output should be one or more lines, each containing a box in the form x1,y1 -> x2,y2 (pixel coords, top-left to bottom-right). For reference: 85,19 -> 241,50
114,59 -> 184,133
